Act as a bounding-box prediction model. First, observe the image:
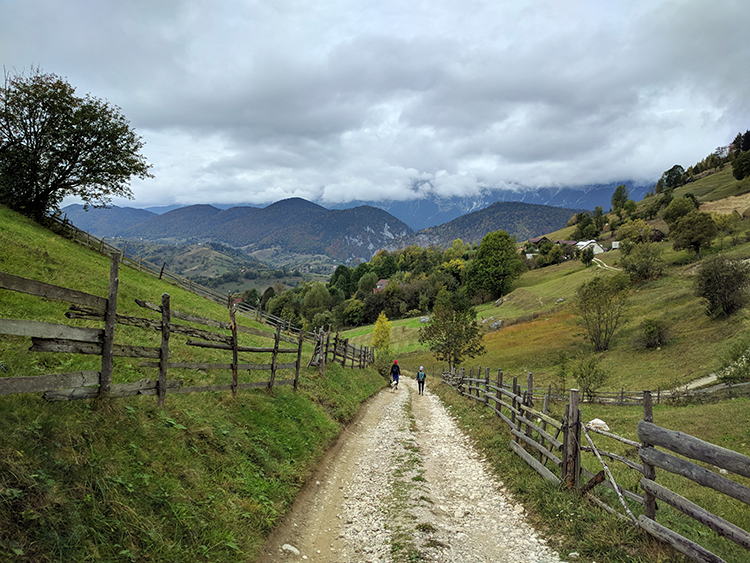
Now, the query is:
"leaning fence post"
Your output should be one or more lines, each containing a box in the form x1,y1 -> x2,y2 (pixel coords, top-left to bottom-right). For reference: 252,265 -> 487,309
495,370 -> 503,418
564,389 -> 580,489
100,253 -> 120,396
511,376 -> 518,429
228,296 -> 239,399
642,390 -> 657,519
484,367 -> 490,405
294,330 -> 304,391
525,372 -> 534,441
269,324 -> 281,389
158,293 -> 170,407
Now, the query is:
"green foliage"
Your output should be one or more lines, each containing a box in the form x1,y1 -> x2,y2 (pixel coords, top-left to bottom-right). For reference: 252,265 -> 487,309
571,352 -> 609,401
610,184 -> 630,212
662,164 -> 686,189
0,68 -> 152,220
635,318 -> 670,349
620,243 -> 665,282
616,219 -> 654,246
694,254 -> 750,317
580,246 -> 594,266
572,212 -> 600,240
732,151 -> 750,181
670,210 -> 717,259
663,196 -> 697,227
418,289 -> 485,371
717,338 -> 750,384
575,274 -> 630,352
465,230 -> 525,301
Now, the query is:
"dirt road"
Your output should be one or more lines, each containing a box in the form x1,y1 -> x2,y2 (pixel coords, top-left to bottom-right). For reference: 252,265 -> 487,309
256,376 -> 565,563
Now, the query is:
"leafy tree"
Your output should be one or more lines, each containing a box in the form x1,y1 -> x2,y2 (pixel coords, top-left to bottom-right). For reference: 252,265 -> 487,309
694,254 -> 750,317
713,213 -> 740,249
418,289 -> 485,371
260,287 -> 276,311
620,242 -> 665,282
733,151 -> 750,181
663,196 -> 698,227
465,230 -> 525,300
662,164 -> 686,189
342,299 -> 365,326
0,68 -> 152,220
623,199 -> 637,216
372,311 -> 395,375
329,265 -> 353,297
611,184 -> 630,212
670,210 -> 717,259
635,319 -> 670,349
372,311 -> 392,352
593,206 -> 606,231
571,353 -> 609,401
357,272 -> 379,295
242,288 -> 260,308
580,246 -> 595,266
572,212 -> 599,240
302,282 -> 331,320
575,274 -> 630,352
616,219 -> 654,246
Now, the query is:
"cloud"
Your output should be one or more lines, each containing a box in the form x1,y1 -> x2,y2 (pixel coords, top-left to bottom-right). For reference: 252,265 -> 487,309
2,0 -> 750,208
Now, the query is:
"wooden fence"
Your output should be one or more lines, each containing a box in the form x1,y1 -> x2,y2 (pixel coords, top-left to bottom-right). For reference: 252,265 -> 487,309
442,368 -> 750,563
46,212 -> 315,341
0,255 -> 372,405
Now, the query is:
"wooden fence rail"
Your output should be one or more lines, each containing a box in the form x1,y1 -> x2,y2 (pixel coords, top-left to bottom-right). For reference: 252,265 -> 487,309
442,368 -> 750,563
45,213 -> 322,342
0,256 -> 371,404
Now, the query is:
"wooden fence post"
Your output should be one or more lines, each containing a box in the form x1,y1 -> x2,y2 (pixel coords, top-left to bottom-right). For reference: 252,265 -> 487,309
100,253 -> 119,396
538,393 -> 550,464
324,328 -> 331,364
495,370 -> 503,418
525,372 -> 534,441
642,390 -> 657,519
341,338 -> 348,367
318,330 -> 326,377
158,293 -> 170,407
564,389 -> 580,489
269,324 -> 281,389
484,367 -> 490,405
294,330 -> 304,391
229,296 -> 238,399
511,376 -> 518,428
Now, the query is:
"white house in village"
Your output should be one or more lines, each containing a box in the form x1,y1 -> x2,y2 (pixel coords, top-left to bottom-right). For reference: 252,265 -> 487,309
575,240 -> 606,254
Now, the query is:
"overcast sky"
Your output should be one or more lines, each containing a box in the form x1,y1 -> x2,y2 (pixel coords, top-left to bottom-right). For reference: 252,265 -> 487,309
3,0 -> 749,208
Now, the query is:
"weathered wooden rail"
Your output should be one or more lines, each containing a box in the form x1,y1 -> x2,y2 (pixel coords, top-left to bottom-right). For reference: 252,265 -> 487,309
442,369 -> 750,563
0,255 -> 372,405
46,212 -> 317,342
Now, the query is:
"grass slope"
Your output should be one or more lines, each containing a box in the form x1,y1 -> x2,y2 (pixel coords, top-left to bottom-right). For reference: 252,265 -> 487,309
0,205 -> 387,562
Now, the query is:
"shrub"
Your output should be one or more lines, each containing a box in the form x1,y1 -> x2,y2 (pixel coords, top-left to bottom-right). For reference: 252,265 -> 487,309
620,243 -> 665,282
694,254 -> 750,317
634,318 -> 670,349
718,339 -> 750,384
572,353 -> 608,401
373,347 -> 396,377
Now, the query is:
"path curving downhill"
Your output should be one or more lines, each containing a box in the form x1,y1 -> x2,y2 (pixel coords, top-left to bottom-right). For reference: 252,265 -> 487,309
257,376 -> 565,563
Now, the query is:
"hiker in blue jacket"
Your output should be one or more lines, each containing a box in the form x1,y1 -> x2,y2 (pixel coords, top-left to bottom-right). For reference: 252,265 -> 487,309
390,360 -> 400,391
416,366 -> 426,395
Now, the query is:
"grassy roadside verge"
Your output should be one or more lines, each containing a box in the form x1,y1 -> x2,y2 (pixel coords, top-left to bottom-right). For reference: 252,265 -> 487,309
0,365 -> 387,562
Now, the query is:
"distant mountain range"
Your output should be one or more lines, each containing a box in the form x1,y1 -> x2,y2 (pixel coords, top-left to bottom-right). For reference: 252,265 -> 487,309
63,199 -> 412,263
135,182 -> 650,232
63,195 -> 585,265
